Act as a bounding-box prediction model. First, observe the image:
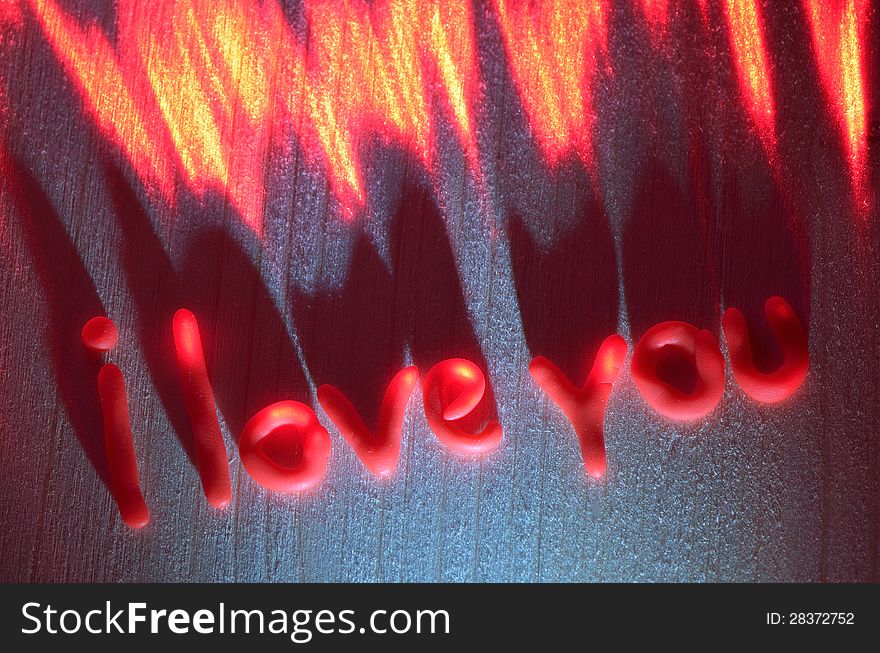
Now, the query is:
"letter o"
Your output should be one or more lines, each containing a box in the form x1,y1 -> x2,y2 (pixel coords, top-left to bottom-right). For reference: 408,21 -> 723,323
390,610 -> 411,634
239,401 -> 331,493
60,610 -> 82,634
631,321 -> 724,421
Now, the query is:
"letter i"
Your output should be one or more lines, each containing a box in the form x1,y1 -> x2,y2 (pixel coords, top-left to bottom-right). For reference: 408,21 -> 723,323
172,309 -> 231,507
82,316 -> 150,529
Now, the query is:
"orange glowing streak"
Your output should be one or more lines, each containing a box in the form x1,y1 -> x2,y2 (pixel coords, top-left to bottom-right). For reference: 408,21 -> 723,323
641,0 -> 670,42
131,0 -> 288,232
293,0 -> 481,208
721,0 -> 776,154
803,0 -> 869,187
140,5 -> 228,188
493,0 -> 609,169
29,0 -> 174,202
27,0 -> 481,232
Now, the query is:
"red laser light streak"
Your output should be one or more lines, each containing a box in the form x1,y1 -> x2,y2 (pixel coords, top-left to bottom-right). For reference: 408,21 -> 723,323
317,366 -> 419,478
297,0 -> 483,211
0,139 -> 5,251
172,308 -> 231,508
721,0 -> 776,156
493,0 -> 609,171
529,334 -> 628,480
722,296 -> 809,404
803,0 -> 870,196
28,0 -> 175,208
97,363 -> 150,529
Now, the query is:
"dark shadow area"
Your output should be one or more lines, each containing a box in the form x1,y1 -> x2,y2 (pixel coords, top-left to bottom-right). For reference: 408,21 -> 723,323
717,164 -> 811,373
6,154 -> 109,485
622,147 -> 718,343
391,183 -> 484,366
291,176 -> 496,433
105,162 -> 309,447
104,163 -> 194,459
181,227 -> 309,438
291,231 -> 402,429
717,0 -> 815,374
508,187 -> 618,386
391,181 -> 497,433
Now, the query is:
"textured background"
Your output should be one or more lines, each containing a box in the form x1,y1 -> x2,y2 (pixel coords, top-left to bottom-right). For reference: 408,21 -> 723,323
0,0 -> 878,582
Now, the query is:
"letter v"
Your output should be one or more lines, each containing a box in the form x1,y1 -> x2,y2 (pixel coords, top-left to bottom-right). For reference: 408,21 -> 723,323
530,335 -> 628,480
317,367 -> 419,477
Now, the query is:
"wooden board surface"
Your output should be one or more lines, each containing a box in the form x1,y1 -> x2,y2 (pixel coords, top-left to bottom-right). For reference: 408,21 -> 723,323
0,0 -> 878,582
